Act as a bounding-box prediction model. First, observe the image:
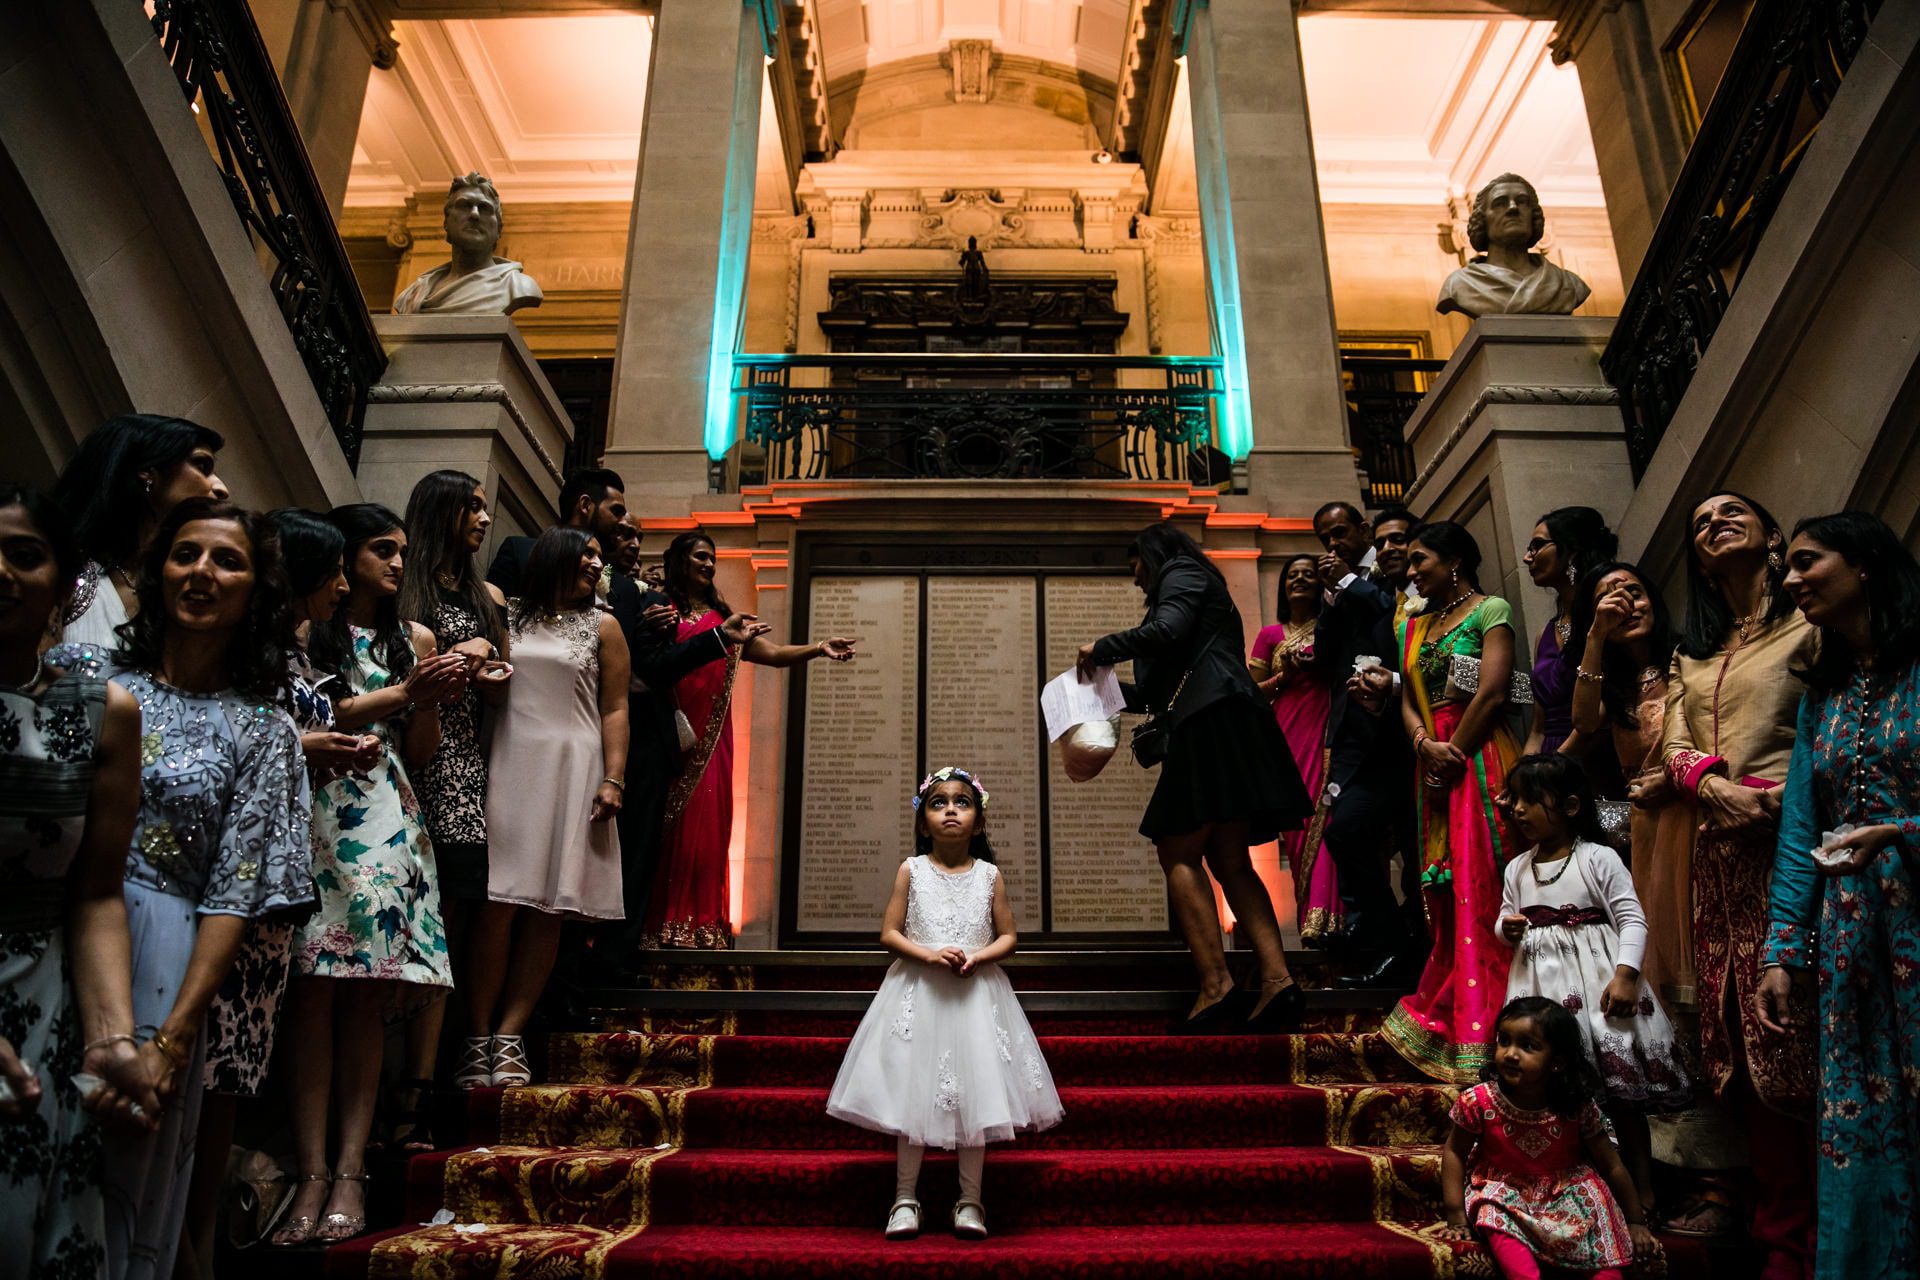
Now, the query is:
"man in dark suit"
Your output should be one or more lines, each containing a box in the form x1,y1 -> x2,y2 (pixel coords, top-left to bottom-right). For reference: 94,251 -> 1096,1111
487,466 -> 635,608
1310,501 -> 1423,989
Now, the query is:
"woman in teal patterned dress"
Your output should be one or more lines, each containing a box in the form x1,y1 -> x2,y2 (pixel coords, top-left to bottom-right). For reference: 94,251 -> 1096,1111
1757,511 -> 1920,1280
279,504 -> 468,1244
0,487 -> 158,1280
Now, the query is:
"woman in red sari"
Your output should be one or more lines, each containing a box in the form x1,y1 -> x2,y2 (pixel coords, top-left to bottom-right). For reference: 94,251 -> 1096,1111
640,533 -> 856,948
1379,521 -> 1521,1084
1249,553 -> 1344,944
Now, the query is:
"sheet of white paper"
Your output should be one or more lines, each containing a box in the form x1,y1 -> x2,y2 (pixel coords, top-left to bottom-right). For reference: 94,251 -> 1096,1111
1041,665 -> 1126,742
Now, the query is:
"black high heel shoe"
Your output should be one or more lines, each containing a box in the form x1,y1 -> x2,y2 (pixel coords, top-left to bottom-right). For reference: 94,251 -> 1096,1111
1173,989 -> 1245,1035
1244,978 -> 1307,1034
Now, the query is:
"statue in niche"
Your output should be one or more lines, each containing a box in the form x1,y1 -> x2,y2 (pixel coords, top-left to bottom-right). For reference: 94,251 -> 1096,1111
1436,173 -> 1591,318
393,172 -> 543,316
957,236 -> 991,309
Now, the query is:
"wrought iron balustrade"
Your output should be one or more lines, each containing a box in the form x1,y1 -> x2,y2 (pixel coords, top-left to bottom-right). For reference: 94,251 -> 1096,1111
151,0 -> 386,469
732,354 -> 1226,486
1601,0 -> 1883,478
1342,355 -> 1442,508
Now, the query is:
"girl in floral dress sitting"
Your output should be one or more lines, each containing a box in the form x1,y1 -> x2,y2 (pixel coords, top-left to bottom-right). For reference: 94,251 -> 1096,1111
1440,996 -> 1660,1279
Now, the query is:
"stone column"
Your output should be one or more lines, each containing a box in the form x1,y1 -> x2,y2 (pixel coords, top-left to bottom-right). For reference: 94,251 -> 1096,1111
605,0 -> 773,513
1552,1 -> 1689,285
251,0 -> 393,215
1178,0 -> 1360,513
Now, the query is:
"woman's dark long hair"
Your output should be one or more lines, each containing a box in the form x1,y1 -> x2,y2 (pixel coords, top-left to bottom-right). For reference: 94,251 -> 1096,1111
310,504 -> 415,684
1129,521 -> 1225,596
1275,552 -> 1320,623
0,483 -> 84,594
266,508 -> 346,598
400,469 -> 505,654
1789,510 -> 1920,691
662,532 -> 731,617
1539,506 -> 1619,590
1678,490 -> 1795,659
114,499 -> 293,702
1485,996 -> 1603,1119
1505,752 -> 1606,847
52,414 -> 224,572
511,526 -> 595,628
1568,561 -> 1675,728
912,771 -> 996,863
1411,520 -> 1483,592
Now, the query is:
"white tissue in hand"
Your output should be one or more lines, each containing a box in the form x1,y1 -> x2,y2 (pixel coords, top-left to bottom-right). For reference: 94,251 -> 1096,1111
1353,655 -> 1383,674
1061,717 -> 1119,783
1812,824 -> 1860,870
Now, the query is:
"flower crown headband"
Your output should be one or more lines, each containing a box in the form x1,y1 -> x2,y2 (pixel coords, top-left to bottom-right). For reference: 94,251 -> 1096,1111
911,765 -> 990,812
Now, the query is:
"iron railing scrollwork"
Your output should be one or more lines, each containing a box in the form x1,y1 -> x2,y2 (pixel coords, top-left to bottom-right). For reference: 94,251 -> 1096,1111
151,0 -> 385,468
733,354 -> 1226,486
1341,355 -> 1442,508
1600,0 -> 1882,477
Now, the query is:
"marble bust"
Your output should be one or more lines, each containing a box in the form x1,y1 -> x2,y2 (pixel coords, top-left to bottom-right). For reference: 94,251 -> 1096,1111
1436,173 -> 1591,319
393,172 -> 543,316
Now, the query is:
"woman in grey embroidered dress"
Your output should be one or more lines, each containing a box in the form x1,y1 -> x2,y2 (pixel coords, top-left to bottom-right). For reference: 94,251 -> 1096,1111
0,487 -> 158,1280
84,500 -> 312,1280
469,527 -> 628,1089
281,504 -> 466,1244
51,414 -> 227,650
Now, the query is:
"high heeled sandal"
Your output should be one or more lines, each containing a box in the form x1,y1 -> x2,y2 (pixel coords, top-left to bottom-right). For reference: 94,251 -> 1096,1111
388,1076 -> 437,1152
455,1035 -> 494,1091
490,1034 -> 532,1087
884,1198 -> 922,1240
269,1172 -> 331,1246
315,1170 -> 369,1243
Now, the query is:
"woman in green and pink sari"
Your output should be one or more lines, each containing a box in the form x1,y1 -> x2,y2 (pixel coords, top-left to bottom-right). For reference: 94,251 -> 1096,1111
1380,521 -> 1521,1083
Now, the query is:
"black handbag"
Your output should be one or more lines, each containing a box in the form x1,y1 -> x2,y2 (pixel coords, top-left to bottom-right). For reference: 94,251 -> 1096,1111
1128,666 -> 1193,769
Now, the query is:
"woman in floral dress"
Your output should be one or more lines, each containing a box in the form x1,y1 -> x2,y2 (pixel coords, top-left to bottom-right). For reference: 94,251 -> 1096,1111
1249,553 -> 1344,944
89,500 -> 313,1280
0,486 -> 157,1280
1381,521 -> 1521,1084
1758,511 -> 1920,1280
281,504 -> 467,1243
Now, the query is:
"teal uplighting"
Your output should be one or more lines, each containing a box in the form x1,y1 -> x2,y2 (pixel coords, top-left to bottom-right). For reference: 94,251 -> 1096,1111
702,2 -> 779,461
1174,2 -> 1254,462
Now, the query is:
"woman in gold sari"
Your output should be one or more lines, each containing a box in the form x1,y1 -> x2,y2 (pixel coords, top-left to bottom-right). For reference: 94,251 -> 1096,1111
1660,492 -> 1816,1277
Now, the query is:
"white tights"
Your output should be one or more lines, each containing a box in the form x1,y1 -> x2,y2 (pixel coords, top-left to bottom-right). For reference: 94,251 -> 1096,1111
896,1136 -> 984,1204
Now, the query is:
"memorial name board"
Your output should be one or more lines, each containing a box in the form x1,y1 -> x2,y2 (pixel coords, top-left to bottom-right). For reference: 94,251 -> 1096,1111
923,577 -> 1041,919
795,576 -> 921,932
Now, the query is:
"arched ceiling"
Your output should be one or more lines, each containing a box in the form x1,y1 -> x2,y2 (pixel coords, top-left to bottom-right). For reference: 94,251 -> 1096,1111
811,0 -> 1135,85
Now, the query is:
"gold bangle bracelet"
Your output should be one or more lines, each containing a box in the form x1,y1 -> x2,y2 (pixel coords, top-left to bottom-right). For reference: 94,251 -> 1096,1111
150,1030 -> 187,1067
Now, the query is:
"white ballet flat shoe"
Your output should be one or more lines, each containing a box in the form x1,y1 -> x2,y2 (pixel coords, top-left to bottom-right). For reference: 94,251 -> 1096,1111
952,1200 -> 987,1240
884,1198 -> 922,1239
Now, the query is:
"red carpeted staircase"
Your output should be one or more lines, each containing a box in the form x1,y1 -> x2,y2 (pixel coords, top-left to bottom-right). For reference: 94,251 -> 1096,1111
322,956 -> 1704,1279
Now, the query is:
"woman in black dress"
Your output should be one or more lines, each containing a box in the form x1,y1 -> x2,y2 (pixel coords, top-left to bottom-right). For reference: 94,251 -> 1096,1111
396,471 -> 511,1121
1078,523 -> 1311,1030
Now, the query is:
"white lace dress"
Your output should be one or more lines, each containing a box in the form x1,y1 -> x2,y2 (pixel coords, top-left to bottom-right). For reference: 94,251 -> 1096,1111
826,857 -> 1064,1149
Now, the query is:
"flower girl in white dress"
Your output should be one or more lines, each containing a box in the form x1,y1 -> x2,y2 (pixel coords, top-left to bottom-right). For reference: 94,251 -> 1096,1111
1497,753 -> 1690,1216
825,766 -> 1064,1241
